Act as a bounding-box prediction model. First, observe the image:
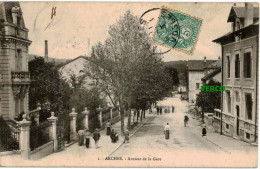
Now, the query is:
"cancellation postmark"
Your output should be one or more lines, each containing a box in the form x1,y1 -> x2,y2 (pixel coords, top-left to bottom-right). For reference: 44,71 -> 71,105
153,7 -> 202,55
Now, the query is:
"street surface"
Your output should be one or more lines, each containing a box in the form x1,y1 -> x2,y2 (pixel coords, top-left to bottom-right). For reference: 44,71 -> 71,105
0,95 -> 257,167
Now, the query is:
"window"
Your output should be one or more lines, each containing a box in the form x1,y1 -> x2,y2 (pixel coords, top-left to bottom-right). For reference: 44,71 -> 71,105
246,133 -> 250,140
227,91 -> 231,113
196,83 -> 200,89
226,123 -> 229,129
15,49 -> 22,71
235,54 -> 240,78
226,56 -> 230,78
245,93 -> 253,120
244,52 -> 251,78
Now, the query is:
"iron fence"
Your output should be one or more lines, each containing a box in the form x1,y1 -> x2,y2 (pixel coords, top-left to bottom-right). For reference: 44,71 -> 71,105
0,122 -> 20,152
30,121 -> 51,151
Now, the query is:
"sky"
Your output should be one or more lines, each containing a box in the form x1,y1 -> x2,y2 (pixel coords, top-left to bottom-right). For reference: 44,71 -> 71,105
20,2 -> 248,61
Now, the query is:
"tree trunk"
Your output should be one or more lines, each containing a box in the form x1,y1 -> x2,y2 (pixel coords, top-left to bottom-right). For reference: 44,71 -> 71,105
137,109 -> 139,123
120,109 -> 124,134
127,109 -> 131,130
144,109 -> 146,119
140,109 -> 143,122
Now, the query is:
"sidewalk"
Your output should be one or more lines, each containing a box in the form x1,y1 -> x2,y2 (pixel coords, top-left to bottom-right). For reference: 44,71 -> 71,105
0,113 -> 155,167
189,115 -> 257,154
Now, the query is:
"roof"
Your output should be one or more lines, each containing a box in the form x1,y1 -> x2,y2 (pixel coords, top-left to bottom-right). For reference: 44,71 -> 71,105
58,56 -> 88,69
227,7 -> 259,22
187,60 -> 217,71
0,2 -> 26,28
201,68 -> 221,81
213,22 -> 259,44
205,59 -> 222,69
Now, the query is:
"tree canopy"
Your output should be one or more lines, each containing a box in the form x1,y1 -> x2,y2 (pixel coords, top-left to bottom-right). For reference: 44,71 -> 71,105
85,11 -> 173,132
196,79 -> 221,112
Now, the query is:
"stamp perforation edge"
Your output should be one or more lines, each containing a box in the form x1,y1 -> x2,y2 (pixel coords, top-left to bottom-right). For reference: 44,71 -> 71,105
152,5 -> 203,55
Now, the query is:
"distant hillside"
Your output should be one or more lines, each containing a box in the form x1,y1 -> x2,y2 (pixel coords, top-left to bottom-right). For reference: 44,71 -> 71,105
28,54 -> 69,65
164,60 -> 188,74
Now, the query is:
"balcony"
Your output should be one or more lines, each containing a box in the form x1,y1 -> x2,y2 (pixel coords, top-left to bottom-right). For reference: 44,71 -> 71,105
11,71 -> 30,84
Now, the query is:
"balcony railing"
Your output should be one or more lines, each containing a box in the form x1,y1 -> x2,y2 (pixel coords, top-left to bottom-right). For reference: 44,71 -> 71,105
11,71 -> 30,83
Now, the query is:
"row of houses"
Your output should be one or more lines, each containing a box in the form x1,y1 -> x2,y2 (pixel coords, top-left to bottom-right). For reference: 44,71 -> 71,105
186,3 -> 258,144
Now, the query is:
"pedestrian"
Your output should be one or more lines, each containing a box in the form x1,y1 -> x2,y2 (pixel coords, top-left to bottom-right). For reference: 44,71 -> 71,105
77,130 -> 85,146
172,106 -> 175,113
123,129 -> 130,143
164,108 -> 167,114
164,123 -> 170,139
157,107 -> 159,115
160,107 -> 162,115
114,131 -> 119,142
93,128 -> 101,148
106,120 -> 112,135
85,130 -> 91,148
201,122 -> 207,136
184,115 -> 189,127
110,129 -> 116,143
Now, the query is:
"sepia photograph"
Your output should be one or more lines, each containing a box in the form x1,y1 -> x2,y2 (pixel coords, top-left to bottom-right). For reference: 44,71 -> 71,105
0,1 -> 258,167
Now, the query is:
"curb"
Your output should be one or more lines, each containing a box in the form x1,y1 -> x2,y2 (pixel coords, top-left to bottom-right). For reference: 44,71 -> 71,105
108,115 -> 155,157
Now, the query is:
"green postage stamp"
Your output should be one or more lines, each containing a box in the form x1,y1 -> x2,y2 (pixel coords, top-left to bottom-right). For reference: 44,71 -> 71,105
153,7 -> 203,55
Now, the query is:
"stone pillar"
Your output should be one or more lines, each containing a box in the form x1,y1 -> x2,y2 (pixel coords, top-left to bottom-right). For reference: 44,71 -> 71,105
69,108 -> 77,141
110,107 -> 113,120
17,114 -> 31,160
47,112 -> 58,152
82,107 -> 89,130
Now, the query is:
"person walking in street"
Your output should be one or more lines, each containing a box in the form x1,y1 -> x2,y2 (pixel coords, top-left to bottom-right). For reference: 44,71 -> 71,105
184,115 -> 189,127
85,130 -> 91,148
201,122 -> 207,137
159,107 -> 162,115
93,128 -> 101,148
172,106 -> 175,113
106,120 -> 112,135
156,107 -> 159,115
164,123 -> 170,139
123,129 -> 130,143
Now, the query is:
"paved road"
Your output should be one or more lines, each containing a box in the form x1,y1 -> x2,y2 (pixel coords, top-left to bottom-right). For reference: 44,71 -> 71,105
110,97 -> 257,167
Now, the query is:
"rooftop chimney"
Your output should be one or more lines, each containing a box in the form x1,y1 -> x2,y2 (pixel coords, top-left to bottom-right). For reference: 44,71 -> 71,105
45,40 -> 48,62
245,3 -> 254,27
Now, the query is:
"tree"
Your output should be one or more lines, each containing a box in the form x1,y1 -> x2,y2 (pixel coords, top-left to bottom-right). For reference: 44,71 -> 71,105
29,57 -> 72,119
196,79 -> 221,114
165,66 -> 179,88
85,11 -> 173,133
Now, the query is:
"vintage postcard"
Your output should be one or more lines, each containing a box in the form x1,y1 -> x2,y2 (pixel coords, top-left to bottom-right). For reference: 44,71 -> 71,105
0,1 -> 258,168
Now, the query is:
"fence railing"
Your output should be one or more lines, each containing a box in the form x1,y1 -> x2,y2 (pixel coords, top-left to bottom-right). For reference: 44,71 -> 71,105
0,122 -> 20,152
30,121 -> 51,151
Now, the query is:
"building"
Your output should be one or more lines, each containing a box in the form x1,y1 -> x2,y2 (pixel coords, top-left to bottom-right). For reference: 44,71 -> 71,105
58,56 -> 97,88
213,3 -> 259,143
187,57 -> 217,103
201,59 -> 222,85
0,2 -> 32,120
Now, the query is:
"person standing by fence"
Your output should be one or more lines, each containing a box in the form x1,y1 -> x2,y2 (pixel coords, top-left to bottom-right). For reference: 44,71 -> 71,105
184,115 -> 189,127
93,129 -> 101,148
106,120 -> 112,135
164,123 -> 170,139
201,122 -> 207,137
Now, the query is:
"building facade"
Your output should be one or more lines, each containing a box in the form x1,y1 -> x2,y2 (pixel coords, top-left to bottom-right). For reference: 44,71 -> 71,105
213,3 -> 259,143
0,2 -> 31,120
187,58 -> 216,103
201,59 -> 221,85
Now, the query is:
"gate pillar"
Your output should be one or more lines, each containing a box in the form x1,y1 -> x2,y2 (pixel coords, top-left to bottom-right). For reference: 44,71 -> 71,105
47,112 -> 58,152
82,107 -> 89,130
17,114 -> 31,160
69,108 -> 77,141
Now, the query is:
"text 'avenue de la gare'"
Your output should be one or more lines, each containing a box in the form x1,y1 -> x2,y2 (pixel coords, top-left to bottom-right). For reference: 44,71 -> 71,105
103,156 -> 162,161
